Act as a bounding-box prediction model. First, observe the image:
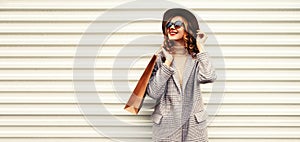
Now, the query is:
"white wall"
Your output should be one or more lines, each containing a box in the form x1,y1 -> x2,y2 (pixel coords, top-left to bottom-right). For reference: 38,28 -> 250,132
0,0 -> 299,141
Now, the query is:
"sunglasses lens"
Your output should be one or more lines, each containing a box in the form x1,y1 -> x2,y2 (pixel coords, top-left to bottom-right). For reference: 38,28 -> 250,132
174,21 -> 183,28
166,22 -> 172,28
166,21 -> 184,29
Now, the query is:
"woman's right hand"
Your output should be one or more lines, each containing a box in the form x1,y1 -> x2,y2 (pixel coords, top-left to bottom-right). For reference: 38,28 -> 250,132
162,47 -> 173,67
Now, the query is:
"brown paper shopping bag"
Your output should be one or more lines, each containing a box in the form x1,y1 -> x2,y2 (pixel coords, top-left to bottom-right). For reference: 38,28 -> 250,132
124,54 -> 157,114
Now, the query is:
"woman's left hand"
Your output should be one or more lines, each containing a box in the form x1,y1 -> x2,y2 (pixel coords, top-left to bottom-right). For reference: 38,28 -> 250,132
196,29 -> 208,52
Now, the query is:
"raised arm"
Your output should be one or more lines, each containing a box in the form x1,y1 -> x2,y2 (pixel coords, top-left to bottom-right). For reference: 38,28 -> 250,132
146,54 -> 174,100
196,51 -> 217,84
196,30 -> 217,84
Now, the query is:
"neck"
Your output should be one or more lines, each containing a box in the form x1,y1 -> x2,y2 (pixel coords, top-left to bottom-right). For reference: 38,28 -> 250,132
171,46 -> 187,55
172,38 -> 185,46
170,39 -> 187,55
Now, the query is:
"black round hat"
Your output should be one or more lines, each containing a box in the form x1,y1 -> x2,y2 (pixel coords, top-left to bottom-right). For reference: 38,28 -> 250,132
162,8 -> 199,36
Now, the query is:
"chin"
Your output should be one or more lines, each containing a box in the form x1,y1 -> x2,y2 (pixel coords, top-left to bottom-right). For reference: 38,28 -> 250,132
168,36 -> 182,41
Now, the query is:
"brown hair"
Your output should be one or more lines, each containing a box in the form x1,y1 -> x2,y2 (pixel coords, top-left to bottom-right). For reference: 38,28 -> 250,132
162,16 -> 199,58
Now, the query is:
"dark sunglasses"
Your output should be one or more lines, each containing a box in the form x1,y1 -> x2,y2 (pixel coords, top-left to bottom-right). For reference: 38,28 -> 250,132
165,20 -> 184,29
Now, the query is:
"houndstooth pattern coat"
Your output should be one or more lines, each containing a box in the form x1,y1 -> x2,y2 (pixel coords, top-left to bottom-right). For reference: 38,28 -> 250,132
146,50 -> 217,142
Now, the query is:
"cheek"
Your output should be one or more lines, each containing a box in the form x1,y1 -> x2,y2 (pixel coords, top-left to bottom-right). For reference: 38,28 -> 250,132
172,31 -> 184,39
177,32 -> 184,38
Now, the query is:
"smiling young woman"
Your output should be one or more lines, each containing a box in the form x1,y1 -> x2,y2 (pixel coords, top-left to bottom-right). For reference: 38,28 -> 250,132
146,8 -> 217,142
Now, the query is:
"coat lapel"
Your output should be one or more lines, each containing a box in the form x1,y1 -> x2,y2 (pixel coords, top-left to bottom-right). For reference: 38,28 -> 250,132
182,55 -> 196,93
171,61 -> 182,94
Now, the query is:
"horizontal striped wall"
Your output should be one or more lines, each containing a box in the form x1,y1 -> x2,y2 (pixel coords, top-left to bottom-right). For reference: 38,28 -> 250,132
0,0 -> 300,141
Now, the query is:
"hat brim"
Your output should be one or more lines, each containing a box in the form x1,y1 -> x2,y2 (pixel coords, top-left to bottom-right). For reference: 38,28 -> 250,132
162,8 -> 199,35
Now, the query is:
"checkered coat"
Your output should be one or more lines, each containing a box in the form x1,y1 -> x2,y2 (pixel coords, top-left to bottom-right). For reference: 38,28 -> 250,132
146,50 -> 217,142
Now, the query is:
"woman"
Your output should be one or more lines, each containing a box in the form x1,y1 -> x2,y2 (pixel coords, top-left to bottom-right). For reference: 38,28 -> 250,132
146,8 -> 217,142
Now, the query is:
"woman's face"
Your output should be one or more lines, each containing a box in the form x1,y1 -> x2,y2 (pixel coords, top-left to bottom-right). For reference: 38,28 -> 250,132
166,16 -> 187,41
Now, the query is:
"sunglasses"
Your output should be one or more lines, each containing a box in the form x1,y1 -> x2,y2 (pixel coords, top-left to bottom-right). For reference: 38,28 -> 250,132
165,20 -> 184,29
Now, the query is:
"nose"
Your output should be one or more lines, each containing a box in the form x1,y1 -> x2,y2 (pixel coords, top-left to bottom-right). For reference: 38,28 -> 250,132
170,24 -> 175,29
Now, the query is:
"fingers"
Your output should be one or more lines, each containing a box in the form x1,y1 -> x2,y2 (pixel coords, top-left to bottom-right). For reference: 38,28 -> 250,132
162,47 -> 173,62
202,34 -> 208,41
161,47 -> 168,56
196,29 -> 205,34
155,45 -> 163,55
196,29 -> 208,39
161,47 -> 166,55
196,30 -> 208,48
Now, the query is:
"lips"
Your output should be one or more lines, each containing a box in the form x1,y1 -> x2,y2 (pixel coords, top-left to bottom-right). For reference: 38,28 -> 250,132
169,30 -> 178,36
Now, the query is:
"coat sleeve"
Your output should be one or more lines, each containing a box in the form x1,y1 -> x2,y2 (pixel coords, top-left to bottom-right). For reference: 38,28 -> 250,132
146,56 -> 175,100
196,51 -> 217,84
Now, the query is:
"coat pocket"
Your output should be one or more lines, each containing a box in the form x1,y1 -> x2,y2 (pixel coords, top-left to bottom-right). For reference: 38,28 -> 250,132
151,113 -> 163,125
194,110 -> 208,123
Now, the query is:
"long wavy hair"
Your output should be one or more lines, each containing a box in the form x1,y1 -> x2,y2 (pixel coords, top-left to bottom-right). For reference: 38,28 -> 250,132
162,16 -> 200,58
